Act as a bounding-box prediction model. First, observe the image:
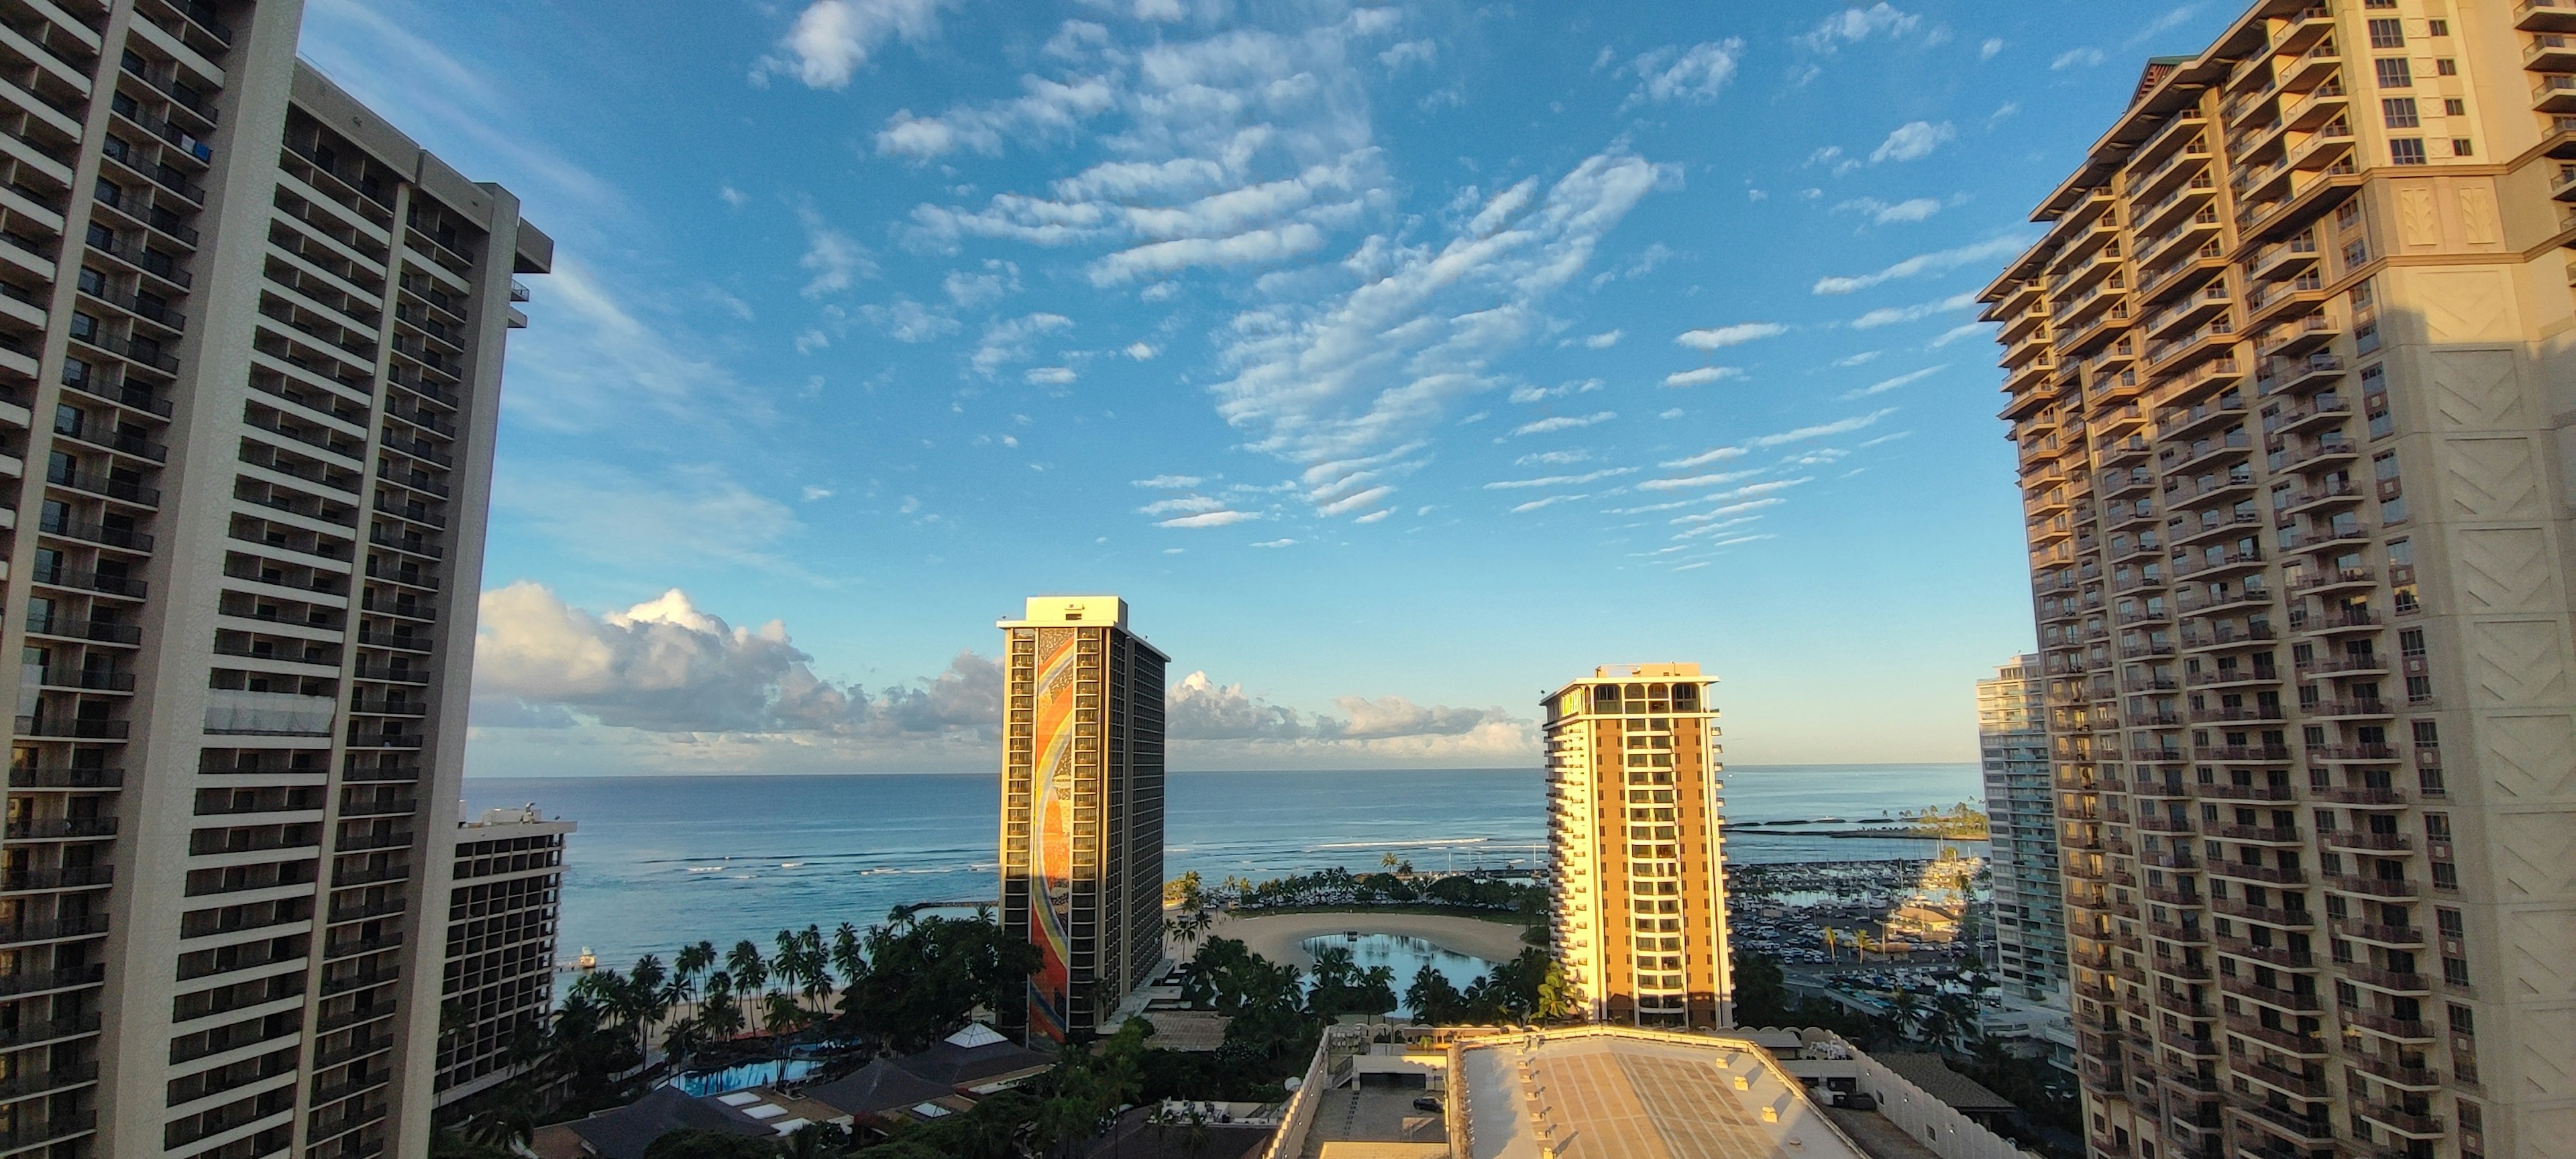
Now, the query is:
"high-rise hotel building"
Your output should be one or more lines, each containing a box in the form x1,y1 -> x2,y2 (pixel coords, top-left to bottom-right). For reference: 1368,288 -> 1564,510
1980,655 -> 2070,1009
433,807 -> 570,1109
1979,655 -> 2078,1072
1982,3 -> 2576,1158
0,1 -> 547,1156
996,596 -> 1166,1042
1542,664 -> 1731,1030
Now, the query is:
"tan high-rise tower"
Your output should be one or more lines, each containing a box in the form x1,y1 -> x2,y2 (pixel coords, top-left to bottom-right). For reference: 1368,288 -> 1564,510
0,2 -> 546,1156
1982,3 -> 2576,1158
1542,664 -> 1731,1029
996,596 -> 1166,1042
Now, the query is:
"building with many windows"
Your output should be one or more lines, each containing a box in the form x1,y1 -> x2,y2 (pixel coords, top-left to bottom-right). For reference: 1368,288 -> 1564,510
0,1 -> 547,1156
1981,3 -> 2576,1158
1976,655 -> 2076,1071
996,596 -> 1167,1042
1542,664 -> 1731,1029
433,806 -> 571,1109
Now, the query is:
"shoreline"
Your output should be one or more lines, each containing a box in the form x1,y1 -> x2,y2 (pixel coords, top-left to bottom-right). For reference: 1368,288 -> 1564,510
1197,910 -> 1532,970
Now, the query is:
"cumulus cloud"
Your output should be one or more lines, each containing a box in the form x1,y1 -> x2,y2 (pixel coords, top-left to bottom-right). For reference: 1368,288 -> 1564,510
972,312 -> 1075,376
1676,322 -> 1785,349
877,74 -> 1117,159
1165,673 -> 1535,763
1812,235 -> 2030,294
474,583 -> 999,738
759,0 -> 954,89
859,297 -> 959,342
1580,329 -> 1623,348
1870,120 -> 1955,163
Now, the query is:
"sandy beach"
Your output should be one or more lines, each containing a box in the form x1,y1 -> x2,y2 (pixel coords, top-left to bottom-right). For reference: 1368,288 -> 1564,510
1198,910 -> 1532,969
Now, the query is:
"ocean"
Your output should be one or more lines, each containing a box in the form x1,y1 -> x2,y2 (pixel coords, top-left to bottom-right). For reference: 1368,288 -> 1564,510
464,763 -> 1982,975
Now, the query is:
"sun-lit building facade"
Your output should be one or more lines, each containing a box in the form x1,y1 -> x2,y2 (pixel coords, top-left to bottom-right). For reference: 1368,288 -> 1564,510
1542,663 -> 1731,1029
1982,3 -> 2576,1158
996,596 -> 1166,1042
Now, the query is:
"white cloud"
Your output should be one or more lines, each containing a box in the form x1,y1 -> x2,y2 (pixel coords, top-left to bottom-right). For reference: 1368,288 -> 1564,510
1676,322 -> 1786,350
878,73 -> 1120,159
796,208 -> 873,297
1638,472 -> 1760,494
1799,3 -> 1922,52
1870,120 -> 1955,163
1813,235 -> 2030,294
2052,46 -> 2106,70
1582,329 -> 1624,348
1834,196 -> 1943,225
2127,5 -> 2200,46
1833,350 -> 1882,367
1138,494 -> 1224,516
1988,101 -> 2021,127
1844,366 -> 1945,398
1508,493 -> 1589,512
1627,40 -> 1746,105
1379,39 -> 1436,68
1124,341 -> 1161,360
1928,321 -> 1990,348
1979,38 -> 2004,60
1134,475 -> 1203,488
858,297 -> 958,343
1660,445 -> 1748,470
1249,538 -> 1297,548
1589,241 -> 1676,288
1662,367 -> 1745,388
800,486 -> 833,501
1751,408 -> 1897,447
1163,671 -> 1535,765
1516,449 -> 1591,465
1484,467 -> 1636,489
942,260 -> 1020,306
474,583 -> 999,739
971,312 -> 1075,376
1025,366 -> 1077,386
1509,378 -> 1604,404
1851,290 -> 1978,328
1510,411 -> 1617,437
1160,509 -> 1263,528
760,0 -> 955,89
719,185 -> 749,208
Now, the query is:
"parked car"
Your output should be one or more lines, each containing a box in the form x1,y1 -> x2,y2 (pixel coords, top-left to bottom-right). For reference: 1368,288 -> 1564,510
1412,1097 -> 1443,1113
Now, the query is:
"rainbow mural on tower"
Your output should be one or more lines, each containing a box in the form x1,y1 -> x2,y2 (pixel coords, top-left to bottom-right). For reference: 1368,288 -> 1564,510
1024,627 -> 1082,1040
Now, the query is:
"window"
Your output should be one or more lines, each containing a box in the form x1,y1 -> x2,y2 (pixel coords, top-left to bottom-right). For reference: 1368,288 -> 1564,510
2376,58 -> 2413,87
2425,814 -> 2452,841
2453,138 -> 2474,156
2412,720 -> 2438,747
2444,955 -> 2472,985
2375,451 -> 2402,481
2445,98 -> 2465,115
75,267 -> 105,295
2383,97 -> 2420,128
2437,907 -> 2464,936
2367,18 -> 2404,48
2390,138 -> 2428,165
2436,58 -> 2457,76
2428,19 -> 2449,36
2432,860 -> 2459,889
2400,628 -> 2426,657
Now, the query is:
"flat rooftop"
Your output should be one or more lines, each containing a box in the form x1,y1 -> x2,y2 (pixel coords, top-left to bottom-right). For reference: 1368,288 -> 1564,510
1456,1030 -> 1866,1159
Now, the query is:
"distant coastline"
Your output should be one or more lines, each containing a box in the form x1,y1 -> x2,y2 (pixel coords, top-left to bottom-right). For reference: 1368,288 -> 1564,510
460,759 -> 1979,779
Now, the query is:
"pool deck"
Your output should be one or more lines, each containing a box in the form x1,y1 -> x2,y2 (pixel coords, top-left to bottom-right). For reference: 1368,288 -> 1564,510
1200,912 -> 1532,970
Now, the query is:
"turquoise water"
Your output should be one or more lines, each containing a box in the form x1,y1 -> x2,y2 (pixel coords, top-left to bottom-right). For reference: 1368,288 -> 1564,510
468,763 -> 1979,974
1301,933 -> 1497,1017
666,1058 -> 822,1096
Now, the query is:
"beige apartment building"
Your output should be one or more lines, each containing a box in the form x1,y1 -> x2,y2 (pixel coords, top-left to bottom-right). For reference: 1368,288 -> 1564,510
1981,3 -> 2576,1158
431,807 -> 570,1110
1541,664 -> 1731,1029
0,0 -> 547,1156
995,596 -> 1167,1042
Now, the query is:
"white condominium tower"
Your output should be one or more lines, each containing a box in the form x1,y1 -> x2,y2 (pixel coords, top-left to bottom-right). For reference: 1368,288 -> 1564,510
0,1 -> 547,1157
1542,664 -> 1731,1030
1982,3 -> 2576,1158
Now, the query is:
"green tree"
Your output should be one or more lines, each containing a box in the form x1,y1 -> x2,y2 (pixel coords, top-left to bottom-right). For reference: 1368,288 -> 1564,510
1405,963 -> 1464,1024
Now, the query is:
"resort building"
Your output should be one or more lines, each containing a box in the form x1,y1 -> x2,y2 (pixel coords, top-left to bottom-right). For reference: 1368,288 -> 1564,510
0,1 -> 547,1155
1540,664 -> 1731,1029
996,596 -> 1169,1041
1980,3 -> 2576,1158
1975,655 -> 2075,1070
433,806 -> 573,1108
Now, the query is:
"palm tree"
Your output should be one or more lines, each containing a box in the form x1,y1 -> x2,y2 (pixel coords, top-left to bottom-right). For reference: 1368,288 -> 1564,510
1884,989 -> 1926,1042
832,922 -> 867,985
727,940 -> 768,1030
663,1015 -> 705,1072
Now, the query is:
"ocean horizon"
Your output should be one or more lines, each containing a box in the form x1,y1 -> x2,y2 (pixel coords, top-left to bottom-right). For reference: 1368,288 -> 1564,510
470,763 -> 1984,972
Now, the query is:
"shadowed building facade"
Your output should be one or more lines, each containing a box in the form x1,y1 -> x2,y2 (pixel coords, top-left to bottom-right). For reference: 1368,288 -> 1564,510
1981,3 -> 2576,1158
0,1 -> 547,1156
996,596 -> 1166,1042
1542,664 -> 1731,1029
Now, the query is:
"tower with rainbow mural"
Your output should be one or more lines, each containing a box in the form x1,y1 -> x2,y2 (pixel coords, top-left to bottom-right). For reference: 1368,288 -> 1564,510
996,596 -> 1169,1042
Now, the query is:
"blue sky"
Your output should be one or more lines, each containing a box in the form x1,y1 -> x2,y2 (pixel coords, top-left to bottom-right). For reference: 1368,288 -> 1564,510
296,0 -> 2234,775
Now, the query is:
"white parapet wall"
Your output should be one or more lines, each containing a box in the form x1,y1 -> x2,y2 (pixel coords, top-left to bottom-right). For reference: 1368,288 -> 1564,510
1766,1030 -> 2041,1159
